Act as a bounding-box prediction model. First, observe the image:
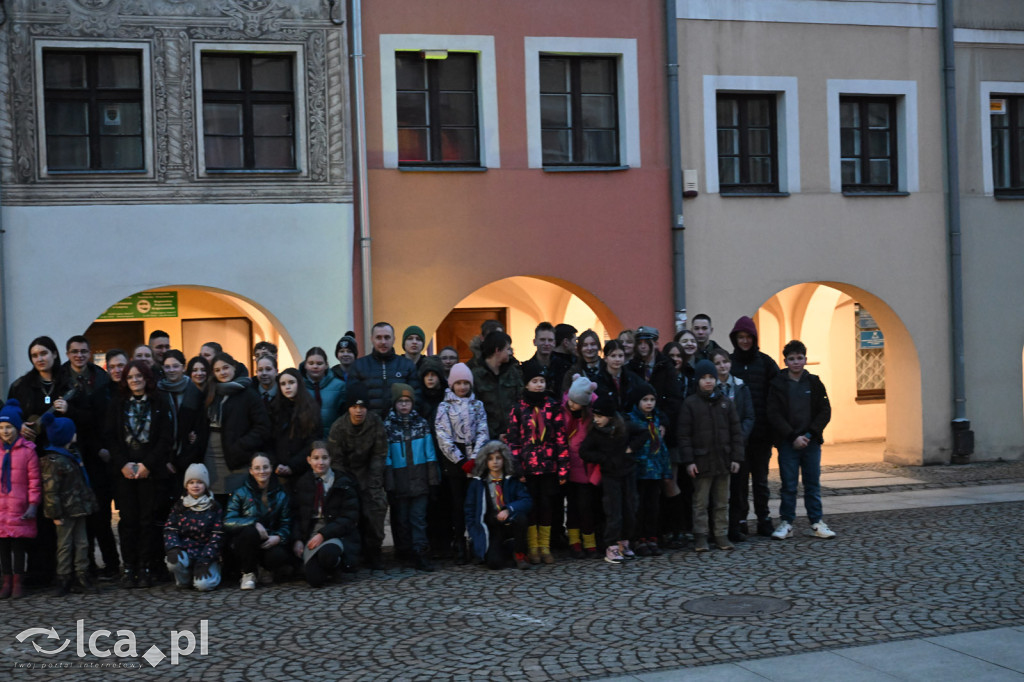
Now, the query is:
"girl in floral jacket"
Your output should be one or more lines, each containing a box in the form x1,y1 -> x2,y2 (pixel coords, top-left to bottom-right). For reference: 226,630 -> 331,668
505,366 -> 567,564
0,400 -> 40,599
164,463 -> 223,591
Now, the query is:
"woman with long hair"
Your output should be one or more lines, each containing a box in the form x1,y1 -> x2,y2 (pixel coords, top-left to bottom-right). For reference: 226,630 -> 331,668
270,368 -> 322,486
301,347 -> 346,437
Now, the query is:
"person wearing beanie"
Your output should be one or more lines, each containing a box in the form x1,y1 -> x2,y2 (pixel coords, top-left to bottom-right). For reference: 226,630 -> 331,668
327,381 -> 388,570
416,357 -> 448,554
580,394 -> 636,564
332,335 -> 359,383
563,375 -> 600,559
38,412 -> 98,596
728,316 -> 782,538
402,326 -> 426,368
383,382 -> 439,571
434,362 -> 490,563
506,368 -> 567,564
0,400 -> 41,599
163,462 -> 223,591
679,358 -> 744,553
625,382 -> 672,557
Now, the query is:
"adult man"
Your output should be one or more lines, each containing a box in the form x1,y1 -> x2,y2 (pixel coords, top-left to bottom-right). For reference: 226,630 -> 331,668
472,331 -> 524,440
727,316 -> 781,538
58,336 -> 118,579
520,322 -> 559,399
253,341 -> 278,361
401,325 -> 426,368
148,330 -> 171,366
549,323 -> 577,397
691,314 -> 723,361
346,322 -> 419,416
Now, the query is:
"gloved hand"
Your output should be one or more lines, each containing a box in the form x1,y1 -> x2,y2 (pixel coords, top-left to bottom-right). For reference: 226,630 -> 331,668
21,503 -> 37,520
165,549 -> 184,565
461,458 -> 475,474
193,563 -> 212,581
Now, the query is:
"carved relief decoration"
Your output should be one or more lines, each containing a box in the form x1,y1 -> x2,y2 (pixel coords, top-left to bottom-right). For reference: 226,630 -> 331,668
2,0 -> 351,206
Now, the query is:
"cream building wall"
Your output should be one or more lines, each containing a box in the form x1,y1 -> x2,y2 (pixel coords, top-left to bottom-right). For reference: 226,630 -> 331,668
676,6 -> 952,463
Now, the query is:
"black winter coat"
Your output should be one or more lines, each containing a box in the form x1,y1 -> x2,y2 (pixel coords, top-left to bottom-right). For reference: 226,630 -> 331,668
729,348 -> 781,442
105,392 -> 176,478
766,371 -> 831,446
162,382 -> 210,472
627,353 -> 683,445
346,349 -> 419,416
678,391 -> 744,477
291,470 -> 362,561
269,398 -> 322,479
595,367 -> 646,416
213,388 -> 272,470
580,421 -> 636,480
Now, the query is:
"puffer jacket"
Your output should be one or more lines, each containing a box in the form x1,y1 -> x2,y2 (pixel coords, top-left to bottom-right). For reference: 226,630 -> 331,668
562,401 -> 594,485
302,370 -> 346,438
291,469 -> 361,562
0,438 -> 41,538
595,366 -> 646,415
627,406 -> 672,481
678,391 -> 744,478
579,419 -> 635,480
346,349 -> 419,416
40,446 -> 98,519
223,474 -> 291,542
434,388 -> 490,466
766,370 -> 831,446
163,498 -> 224,566
728,316 -> 781,442
464,475 -> 532,561
327,412 -> 387,492
506,393 -> 568,480
472,361 -> 523,440
383,409 -> 439,498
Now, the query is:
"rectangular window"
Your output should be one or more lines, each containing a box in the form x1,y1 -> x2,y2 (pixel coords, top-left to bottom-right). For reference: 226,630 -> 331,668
201,53 -> 296,171
716,93 -> 778,193
396,52 -> 479,166
840,97 -> 897,192
42,50 -> 144,172
540,56 -> 618,166
992,95 -> 1024,194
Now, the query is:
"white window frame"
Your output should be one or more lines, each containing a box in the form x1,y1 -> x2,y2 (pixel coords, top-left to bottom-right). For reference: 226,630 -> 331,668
193,42 -> 308,177
379,34 -> 499,169
980,81 -> 1024,197
826,79 -> 918,194
524,37 -> 640,169
703,75 -> 800,194
35,40 -> 155,178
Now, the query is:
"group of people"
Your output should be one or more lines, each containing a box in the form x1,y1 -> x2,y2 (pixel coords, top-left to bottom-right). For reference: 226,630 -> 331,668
0,314 -> 835,596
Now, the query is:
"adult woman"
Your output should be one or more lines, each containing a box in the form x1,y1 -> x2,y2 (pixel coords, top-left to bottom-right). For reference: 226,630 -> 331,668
7,336 -> 69,447
187,356 -> 212,394
302,347 -> 346,437
617,330 -> 636,364
223,454 -> 291,590
270,368 -> 322,486
159,351 -> 209,482
132,345 -> 156,370
105,360 -> 174,587
560,330 -> 603,394
254,355 -> 278,404
204,353 -> 271,502
596,340 -> 643,414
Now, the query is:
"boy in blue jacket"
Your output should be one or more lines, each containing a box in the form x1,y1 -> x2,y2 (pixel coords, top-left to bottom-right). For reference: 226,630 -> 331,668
384,383 -> 439,571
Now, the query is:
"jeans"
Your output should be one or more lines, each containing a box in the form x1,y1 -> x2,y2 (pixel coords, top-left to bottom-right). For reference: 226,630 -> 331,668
56,517 -> 90,576
393,494 -> 429,554
166,552 -> 221,591
777,441 -> 823,524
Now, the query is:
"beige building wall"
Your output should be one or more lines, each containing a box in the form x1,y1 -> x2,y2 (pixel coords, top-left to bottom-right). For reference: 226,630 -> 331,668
676,18 -> 951,463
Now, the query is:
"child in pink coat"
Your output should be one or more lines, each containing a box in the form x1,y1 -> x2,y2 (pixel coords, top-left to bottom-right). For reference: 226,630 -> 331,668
0,400 -> 41,599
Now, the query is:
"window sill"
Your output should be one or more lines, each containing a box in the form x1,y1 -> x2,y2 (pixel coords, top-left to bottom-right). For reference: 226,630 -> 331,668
204,169 -> 302,175
994,193 -> 1024,200
842,190 -> 909,197
543,165 -> 630,173
45,169 -> 148,176
720,191 -> 790,198
855,394 -> 886,404
398,166 -> 487,172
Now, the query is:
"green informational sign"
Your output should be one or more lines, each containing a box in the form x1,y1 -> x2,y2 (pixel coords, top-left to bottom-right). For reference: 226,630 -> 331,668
98,292 -> 178,319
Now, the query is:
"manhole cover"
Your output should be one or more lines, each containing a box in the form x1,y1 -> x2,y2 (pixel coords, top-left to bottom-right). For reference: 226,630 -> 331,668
682,595 -> 791,617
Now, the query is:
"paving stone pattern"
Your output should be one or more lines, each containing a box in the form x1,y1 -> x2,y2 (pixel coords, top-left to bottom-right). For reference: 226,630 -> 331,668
782,460 -> 1024,497
1,499 -> 1022,680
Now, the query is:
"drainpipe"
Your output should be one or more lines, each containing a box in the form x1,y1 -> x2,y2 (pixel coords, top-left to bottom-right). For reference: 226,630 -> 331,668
665,0 -> 686,334
939,0 -> 971,463
350,0 -> 374,349
0,186 -> 8,396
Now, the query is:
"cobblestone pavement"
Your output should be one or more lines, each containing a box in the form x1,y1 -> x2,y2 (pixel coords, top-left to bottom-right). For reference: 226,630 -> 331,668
1,496 -> 1022,681
779,459 -> 1024,497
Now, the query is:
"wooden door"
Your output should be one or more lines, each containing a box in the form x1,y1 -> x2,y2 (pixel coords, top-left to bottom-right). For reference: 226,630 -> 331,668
434,308 -> 507,362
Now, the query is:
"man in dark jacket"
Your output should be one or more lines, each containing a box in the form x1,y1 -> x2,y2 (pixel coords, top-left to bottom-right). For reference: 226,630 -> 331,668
346,322 -> 419,417
766,340 -> 834,541
59,335 -> 118,579
520,322 -> 560,399
728,316 -> 781,538
691,314 -> 723,361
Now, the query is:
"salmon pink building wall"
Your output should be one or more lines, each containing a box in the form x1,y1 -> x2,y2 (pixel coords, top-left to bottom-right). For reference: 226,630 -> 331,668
360,0 -> 673,340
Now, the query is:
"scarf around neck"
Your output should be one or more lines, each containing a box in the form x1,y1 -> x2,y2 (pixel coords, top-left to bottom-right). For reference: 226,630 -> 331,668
182,493 -> 214,512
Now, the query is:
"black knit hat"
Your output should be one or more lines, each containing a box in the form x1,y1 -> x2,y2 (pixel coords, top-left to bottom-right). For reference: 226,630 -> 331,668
592,394 -> 618,417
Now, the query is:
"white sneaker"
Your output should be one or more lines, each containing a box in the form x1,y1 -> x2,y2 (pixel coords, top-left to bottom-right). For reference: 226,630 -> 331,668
810,521 -> 836,539
772,521 -> 793,540
240,572 -> 257,590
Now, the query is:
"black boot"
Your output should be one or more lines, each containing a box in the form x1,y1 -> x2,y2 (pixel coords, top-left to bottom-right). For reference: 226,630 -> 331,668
120,565 -> 139,589
728,524 -> 747,543
757,518 -> 775,537
414,551 -> 435,573
76,571 -> 99,594
55,574 -> 74,597
452,538 -> 468,565
139,567 -> 153,588
365,548 -> 385,571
